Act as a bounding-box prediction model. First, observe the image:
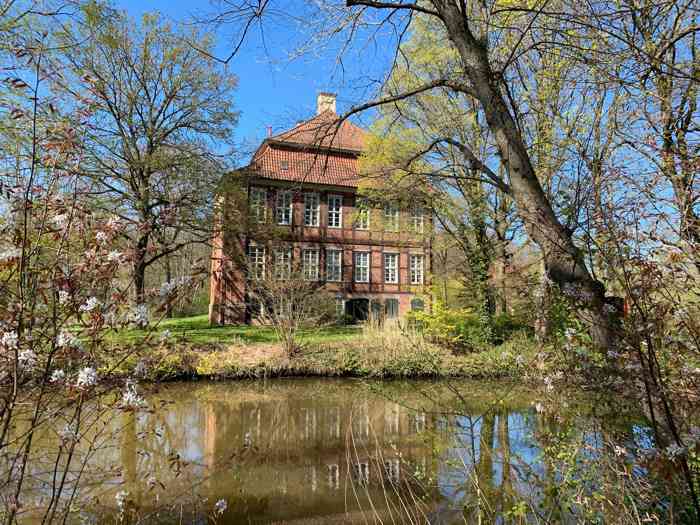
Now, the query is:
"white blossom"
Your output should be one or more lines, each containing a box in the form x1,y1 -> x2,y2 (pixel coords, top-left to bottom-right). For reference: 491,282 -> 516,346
214,499 -> 227,515
0,247 -> 21,262
1,331 -> 18,349
613,445 -> 627,457
52,213 -> 69,228
515,354 -> 525,367
130,304 -> 149,327
95,231 -> 107,244
79,297 -> 100,313
106,251 -> 122,263
607,350 -> 621,359
115,490 -> 129,511
50,369 -> 65,383
58,425 -> 77,443
56,330 -> 78,349
75,367 -> 98,389
119,381 -> 147,409
58,290 -> 70,305
18,349 -> 37,369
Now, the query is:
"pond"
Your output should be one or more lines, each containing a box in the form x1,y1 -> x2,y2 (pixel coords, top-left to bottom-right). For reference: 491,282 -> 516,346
21,378 -> 652,524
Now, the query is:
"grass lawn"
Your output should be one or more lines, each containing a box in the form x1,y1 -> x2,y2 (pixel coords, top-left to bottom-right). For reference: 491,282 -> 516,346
114,314 -> 363,346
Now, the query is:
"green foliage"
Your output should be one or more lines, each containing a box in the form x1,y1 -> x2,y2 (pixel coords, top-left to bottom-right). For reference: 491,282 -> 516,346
409,301 -> 491,351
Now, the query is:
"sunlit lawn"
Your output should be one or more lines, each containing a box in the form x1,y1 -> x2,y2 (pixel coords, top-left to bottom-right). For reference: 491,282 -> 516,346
113,314 -> 362,346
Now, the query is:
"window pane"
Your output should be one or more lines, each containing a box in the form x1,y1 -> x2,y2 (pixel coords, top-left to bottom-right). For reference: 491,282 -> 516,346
273,247 -> 292,280
410,255 -> 424,284
276,191 -> 293,225
354,197 -> 370,230
384,253 -> 398,283
304,193 -> 320,226
411,206 -> 424,233
328,195 -> 343,228
326,249 -> 342,282
250,187 -> 267,223
384,204 -> 399,232
354,252 -> 369,283
385,298 -> 399,319
247,245 -> 265,279
303,249 -> 319,280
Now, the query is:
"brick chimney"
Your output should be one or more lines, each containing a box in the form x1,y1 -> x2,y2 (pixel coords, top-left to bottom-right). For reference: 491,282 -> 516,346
317,92 -> 336,115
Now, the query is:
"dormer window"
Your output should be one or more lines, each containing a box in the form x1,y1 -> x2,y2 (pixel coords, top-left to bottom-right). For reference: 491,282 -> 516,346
280,160 -> 289,171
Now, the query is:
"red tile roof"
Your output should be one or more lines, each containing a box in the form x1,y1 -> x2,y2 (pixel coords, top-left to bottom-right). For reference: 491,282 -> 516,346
271,110 -> 366,152
245,110 -> 367,188
250,145 -> 362,188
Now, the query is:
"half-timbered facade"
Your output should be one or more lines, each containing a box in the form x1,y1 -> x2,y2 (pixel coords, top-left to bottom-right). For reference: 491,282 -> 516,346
209,93 -> 431,324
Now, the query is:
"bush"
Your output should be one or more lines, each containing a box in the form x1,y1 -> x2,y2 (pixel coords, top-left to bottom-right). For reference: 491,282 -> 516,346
408,301 -> 491,351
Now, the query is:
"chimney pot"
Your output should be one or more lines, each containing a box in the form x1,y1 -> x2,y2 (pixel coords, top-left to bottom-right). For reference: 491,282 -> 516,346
317,92 -> 336,115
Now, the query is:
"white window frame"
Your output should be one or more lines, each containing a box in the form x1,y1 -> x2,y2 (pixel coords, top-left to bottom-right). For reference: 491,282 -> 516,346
384,204 -> 399,232
249,187 -> 267,224
276,190 -> 293,225
304,192 -> 320,227
354,197 -> 370,230
302,248 -> 320,281
273,246 -> 292,280
326,249 -> 343,282
411,206 -> 424,233
384,253 -> 398,284
410,254 -> 424,284
327,194 -> 343,228
247,243 -> 266,279
354,252 -> 370,283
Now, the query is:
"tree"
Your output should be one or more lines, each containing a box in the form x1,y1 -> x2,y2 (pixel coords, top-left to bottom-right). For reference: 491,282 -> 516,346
59,7 -> 238,305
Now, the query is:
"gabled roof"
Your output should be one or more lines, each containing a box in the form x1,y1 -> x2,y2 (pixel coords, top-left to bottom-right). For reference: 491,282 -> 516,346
270,110 -> 366,152
245,109 -> 367,188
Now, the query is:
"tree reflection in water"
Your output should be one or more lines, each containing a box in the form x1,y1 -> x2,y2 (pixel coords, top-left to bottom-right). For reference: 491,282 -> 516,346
17,378 -> 657,523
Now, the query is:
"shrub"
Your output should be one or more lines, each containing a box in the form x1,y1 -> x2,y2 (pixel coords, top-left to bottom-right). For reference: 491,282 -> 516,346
408,301 -> 491,351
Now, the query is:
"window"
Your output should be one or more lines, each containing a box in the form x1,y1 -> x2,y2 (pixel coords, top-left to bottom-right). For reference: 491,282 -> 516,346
411,298 -> 425,311
410,255 -> 424,284
273,247 -> 292,280
280,160 -> 289,171
326,249 -> 342,282
384,253 -> 398,284
354,252 -> 369,283
302,249 -> 319,281
247,244 -> 265,279
411,206 -> 424,233
328,194 -> 343,228
385,298 -> 399,318
249,187 -> 267,223
384,204 -> 399,232
276,190 -> 293,225
354,197 -> 370,230
304,192 -> 320,226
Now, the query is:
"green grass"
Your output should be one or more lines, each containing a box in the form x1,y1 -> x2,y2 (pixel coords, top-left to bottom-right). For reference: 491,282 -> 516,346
113,314 -> 363,346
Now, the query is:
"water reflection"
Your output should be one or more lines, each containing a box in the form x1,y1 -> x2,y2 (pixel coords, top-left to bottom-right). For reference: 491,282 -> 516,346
20,379 -> 648,523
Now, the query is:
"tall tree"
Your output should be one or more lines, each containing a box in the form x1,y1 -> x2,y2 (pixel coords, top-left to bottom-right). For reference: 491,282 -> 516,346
59,7 -> 238,304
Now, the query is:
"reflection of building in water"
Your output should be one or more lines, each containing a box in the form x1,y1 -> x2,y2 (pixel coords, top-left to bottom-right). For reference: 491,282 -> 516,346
384,458 -> 401,484
412,412 -> 427,433
385,403 -> 400,435
96,385 -> 447,523
327,463 -> 339,490
352,462 -> 370,485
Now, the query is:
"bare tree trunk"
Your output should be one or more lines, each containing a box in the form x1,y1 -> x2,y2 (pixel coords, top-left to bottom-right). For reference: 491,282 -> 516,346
133,233 -> 149,305
435,1 -> 617,348
165,253 -> 173,318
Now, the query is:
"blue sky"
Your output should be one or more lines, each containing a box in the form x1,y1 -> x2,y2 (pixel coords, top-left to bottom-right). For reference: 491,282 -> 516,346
117,0 -> 397,163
